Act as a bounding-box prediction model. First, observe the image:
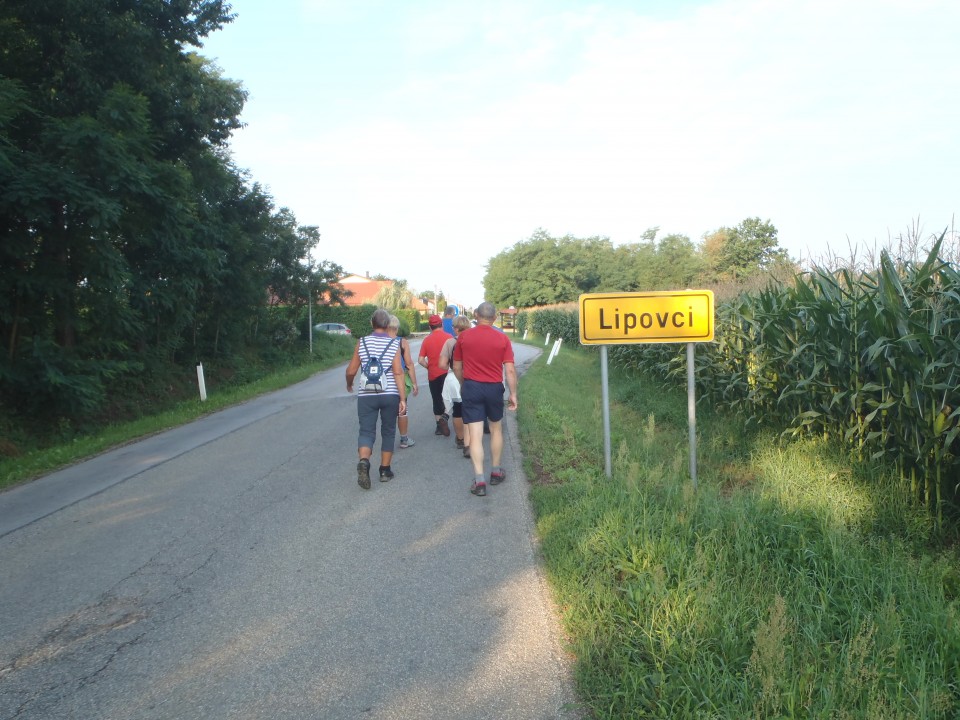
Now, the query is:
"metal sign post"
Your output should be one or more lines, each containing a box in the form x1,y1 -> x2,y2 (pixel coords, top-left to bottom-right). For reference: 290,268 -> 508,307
600,346 -> 612,478
687,342 -> 697,491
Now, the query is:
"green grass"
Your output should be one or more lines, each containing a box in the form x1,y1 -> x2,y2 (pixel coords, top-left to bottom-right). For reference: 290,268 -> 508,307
0,338 -> 355,490
517,340 -> 960,719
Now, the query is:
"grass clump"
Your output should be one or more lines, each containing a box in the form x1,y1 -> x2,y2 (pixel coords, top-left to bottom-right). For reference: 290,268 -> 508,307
517,341 -> 960,719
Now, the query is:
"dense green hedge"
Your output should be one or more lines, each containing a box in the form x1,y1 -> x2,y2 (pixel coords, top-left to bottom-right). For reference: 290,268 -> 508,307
311,304 -> 421,336
517,308 -> 581,346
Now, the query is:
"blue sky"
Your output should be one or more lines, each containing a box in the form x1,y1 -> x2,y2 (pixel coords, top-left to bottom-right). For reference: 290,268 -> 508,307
199,0 -> 960,307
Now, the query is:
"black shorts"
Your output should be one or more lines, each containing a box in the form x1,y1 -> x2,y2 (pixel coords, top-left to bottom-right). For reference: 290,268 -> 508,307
460,379 -> 505,424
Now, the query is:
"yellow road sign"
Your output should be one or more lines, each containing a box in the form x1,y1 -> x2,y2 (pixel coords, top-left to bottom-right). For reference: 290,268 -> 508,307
579,290 -> 714,344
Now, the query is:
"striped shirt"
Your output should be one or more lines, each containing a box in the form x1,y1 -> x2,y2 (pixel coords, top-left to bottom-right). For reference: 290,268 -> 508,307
357,332 -> 401,396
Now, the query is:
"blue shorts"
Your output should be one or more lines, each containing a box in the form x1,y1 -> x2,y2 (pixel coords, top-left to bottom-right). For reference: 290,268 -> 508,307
460,380 -> 505,424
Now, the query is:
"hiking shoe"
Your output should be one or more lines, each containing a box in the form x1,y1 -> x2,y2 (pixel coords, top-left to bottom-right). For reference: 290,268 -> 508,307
434,421 -> 443,436
357,459 -> 371,490
470,481 -> 487,497
455,437 -> 465,449
489,469 -> 506,485
379,466 -> 394,482
399,437 -> 415,449
438,414 -> 450,437
463,446 -> 470,458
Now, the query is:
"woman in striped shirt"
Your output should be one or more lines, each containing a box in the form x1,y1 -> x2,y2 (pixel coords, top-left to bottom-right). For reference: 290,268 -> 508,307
345,308 -> 407,489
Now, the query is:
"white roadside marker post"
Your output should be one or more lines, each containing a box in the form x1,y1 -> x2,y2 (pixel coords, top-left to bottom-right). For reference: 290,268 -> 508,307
196,362 -> 207,402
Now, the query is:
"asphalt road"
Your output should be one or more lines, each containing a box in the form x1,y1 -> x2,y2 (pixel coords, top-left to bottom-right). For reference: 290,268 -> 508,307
0,339 -> 582,720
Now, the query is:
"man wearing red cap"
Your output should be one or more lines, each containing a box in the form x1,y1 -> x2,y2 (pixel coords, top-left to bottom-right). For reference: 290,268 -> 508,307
418,314 -> 454,436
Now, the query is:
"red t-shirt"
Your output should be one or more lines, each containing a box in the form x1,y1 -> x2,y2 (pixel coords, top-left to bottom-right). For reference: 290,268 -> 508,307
453,324 -> 515,383
418,328 -> 454,380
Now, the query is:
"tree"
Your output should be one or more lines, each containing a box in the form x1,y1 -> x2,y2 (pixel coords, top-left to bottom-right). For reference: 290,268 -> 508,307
649,233 -> 704,289
706,217 -> 790,280
373,280 -> 414,311
700,228 -> 732,282
484,229 -> 618,307
593,228 -> 661,292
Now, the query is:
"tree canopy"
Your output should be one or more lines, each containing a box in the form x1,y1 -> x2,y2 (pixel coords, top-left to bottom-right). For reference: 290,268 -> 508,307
0,0 -> 341,423
483,222 -> 794,308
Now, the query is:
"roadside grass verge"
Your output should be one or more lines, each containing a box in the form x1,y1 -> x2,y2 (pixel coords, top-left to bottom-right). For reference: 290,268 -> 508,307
517,341 -> 960,719
0,338 -> 355,491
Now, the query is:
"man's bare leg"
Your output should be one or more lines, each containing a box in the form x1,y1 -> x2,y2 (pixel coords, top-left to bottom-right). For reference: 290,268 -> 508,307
467,421 -> 485,476
488,419 -> 503,467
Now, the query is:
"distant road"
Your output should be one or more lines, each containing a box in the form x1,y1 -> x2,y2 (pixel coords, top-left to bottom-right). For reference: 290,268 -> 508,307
0,339 -> 582,719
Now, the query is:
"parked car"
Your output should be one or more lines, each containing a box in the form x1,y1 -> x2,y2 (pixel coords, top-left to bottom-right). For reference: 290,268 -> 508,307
314,322 -> 351,336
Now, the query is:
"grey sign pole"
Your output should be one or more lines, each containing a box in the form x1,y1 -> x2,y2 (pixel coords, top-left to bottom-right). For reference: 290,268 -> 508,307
687,342 -> 697,490
601,345 -> 612,478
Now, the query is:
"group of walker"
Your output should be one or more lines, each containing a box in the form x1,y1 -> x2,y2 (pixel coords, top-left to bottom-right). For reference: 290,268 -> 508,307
345,303 -> 519,497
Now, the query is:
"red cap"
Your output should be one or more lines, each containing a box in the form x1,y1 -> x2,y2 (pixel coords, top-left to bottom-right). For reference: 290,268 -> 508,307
428,314 -> 442,326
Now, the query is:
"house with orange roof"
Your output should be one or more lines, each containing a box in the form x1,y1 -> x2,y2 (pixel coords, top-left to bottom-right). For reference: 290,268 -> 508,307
326,274 -> 443,322
410,296 -> 434,314
332,273 -> 393,306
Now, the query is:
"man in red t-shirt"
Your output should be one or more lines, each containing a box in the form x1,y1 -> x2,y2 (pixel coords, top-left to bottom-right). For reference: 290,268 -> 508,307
418,314 -> 454,436
453,302 -> 518,497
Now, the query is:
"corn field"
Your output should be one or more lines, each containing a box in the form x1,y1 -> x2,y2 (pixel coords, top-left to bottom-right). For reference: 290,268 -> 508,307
611,234 -> 960,524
